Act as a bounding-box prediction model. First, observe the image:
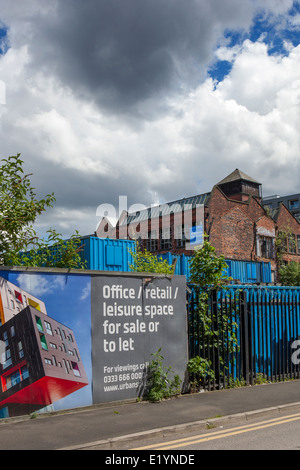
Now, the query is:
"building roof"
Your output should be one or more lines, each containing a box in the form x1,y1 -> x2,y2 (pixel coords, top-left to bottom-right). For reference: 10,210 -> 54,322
217,169 -> 261,186
268,207 -> 280,222
120,193 -> 210,226
118,170 -> 260,226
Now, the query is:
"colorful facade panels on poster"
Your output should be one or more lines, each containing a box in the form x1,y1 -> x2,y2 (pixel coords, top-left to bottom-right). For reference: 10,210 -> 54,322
0,269 -> 187,418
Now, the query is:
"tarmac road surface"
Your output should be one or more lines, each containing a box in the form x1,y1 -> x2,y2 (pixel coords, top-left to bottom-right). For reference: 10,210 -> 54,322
1,380 -> 300,450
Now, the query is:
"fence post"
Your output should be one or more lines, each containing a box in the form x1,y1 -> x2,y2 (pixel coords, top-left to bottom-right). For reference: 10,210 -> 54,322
240,290 -> 250,385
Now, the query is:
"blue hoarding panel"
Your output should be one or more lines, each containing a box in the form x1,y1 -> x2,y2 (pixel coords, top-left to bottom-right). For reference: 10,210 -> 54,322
81,237 -> 135,272
81,238 -> 272,284
158,253 -> 271,284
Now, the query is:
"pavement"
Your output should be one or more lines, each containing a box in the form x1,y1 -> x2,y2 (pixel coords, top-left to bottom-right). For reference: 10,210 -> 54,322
1,380 -> 300,450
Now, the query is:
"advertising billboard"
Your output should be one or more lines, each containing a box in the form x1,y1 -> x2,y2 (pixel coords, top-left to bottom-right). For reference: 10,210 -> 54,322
91,274 -> 187,403
0,269 -> 187,418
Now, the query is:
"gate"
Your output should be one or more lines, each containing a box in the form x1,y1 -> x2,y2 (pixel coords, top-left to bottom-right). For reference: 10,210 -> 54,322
187,285 -> 300,390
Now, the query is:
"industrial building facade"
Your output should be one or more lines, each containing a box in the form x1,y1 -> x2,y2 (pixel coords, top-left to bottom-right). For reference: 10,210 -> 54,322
98,169 -> 300,281
263,193 -> 300,222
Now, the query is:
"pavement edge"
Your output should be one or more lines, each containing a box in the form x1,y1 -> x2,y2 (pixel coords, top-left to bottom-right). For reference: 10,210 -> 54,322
59,401 -> 300,450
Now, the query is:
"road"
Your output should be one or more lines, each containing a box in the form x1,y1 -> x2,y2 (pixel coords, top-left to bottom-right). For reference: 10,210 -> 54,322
117,411 -> 300,451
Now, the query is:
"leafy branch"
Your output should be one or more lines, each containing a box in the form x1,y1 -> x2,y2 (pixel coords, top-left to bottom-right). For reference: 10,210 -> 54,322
0,154 -> 86,268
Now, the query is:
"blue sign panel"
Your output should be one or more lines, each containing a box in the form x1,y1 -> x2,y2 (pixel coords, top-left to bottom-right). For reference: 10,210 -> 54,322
189,224 -> 204,245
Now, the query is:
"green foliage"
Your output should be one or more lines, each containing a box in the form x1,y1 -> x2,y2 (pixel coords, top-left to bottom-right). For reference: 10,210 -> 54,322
145,349 -> 181,402
13,230 -> 87,269
0,154 -> 55,264
0,154 -> 86,269
188,237 -> 239,389
129,243 -> 174,274
226,377 -> 246,389
275,226 -> 296,261
189,236 -> 230,289
279,261 -> 300,286
187,356 -> 215,388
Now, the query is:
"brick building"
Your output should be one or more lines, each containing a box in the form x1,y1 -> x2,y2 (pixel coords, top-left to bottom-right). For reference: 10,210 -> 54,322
263,193 -> 300,222
98,169 -> 300,280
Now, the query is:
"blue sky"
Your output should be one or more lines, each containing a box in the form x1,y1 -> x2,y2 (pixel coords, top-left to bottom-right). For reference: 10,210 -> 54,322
0,1 -> 300,237
0,27 -> 7,55
209,3 -> 300,82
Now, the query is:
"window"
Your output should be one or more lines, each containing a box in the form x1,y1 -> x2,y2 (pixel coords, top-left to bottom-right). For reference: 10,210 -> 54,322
288,234 -> 296,254
45,358 -> 52,365
14,290 -> 23,304
74,348 -> 80,361
57,327 -> 63,340
297,235 -> 300,254
2,349 -> 12,369
10,300 -> 14,310
3,331 -> 8,347
160,227 -> 172,250
35,316 -> 44,333
10,326 -> 15,337
21,365 -> 29,380
40,334 -> 48,351
259,236 -> 274,259
289,199 -> 299,210
28,298 -> 41,311
44,321 -> 53,336
175,225 -> 186,248
52,355 -> 57,366
18,341 -> 24,359
278,232 -> 287,253
2,366 -> 29,392
146,231 -> 158,252
63,359 -> 69,374
50,342 -> 57,349
72,362 -> 81,377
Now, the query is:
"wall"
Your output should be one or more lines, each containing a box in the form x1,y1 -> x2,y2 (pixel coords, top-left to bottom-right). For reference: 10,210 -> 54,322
276,204 -> 300,264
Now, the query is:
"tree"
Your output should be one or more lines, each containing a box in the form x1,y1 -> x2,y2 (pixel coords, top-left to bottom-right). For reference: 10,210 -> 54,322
187,237 -> 238,390
129,243 -> 174,275
189,237 -> 229,289
0,154 -> 86,268
279,262 -> 300,286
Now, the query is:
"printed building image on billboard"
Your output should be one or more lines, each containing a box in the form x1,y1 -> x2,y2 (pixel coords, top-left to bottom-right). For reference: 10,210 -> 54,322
0,274 -> 90,418
0,277 -> 47,323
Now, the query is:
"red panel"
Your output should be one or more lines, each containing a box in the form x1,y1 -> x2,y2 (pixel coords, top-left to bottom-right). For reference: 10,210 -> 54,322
0,376 -> 88,407
14,290 -> 23,303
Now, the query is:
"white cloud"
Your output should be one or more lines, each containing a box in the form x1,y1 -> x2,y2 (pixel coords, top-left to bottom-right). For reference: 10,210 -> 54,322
16,273 -> 65,297
0,1 -> 300,239
80,281 -> 91,301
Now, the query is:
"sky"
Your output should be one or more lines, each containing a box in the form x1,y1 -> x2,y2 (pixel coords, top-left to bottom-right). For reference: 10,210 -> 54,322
0,0 -> 300,239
